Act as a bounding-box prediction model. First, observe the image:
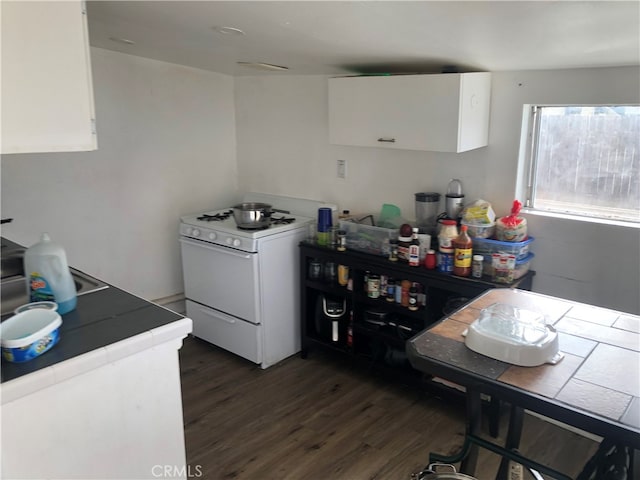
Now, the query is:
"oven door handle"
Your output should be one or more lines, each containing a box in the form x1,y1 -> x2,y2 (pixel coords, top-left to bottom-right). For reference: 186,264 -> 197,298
179,237 -> 253,259
196,306 -> 237,324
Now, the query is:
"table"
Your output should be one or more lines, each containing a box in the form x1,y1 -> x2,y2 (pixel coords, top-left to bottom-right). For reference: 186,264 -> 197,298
407,288 -> 640,479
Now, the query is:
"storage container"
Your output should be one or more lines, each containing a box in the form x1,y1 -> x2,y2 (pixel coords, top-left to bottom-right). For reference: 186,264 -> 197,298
460,219 -> 495,239
471,236 -> 534,260
482,253 -> 534,279
0,308 -> 62,362
338,220 -> 398,257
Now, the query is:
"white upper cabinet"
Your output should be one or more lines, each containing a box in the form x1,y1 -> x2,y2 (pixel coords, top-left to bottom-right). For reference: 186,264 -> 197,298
1,1 -> 97,154
328,73 -> 491,153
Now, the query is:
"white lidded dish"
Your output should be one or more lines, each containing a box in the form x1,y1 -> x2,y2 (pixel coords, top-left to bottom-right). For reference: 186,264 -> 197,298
464,303 -> 564,367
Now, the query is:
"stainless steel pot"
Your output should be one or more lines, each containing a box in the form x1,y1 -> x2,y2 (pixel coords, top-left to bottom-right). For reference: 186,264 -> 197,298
232,202 -> 273,229
412,464 -> 478,480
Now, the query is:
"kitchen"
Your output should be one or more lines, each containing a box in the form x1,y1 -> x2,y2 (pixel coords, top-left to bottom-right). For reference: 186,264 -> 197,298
1,1 -> 639,479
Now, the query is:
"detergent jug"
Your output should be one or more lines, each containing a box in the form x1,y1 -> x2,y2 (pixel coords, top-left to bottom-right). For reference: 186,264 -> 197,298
24,233 -> 77,314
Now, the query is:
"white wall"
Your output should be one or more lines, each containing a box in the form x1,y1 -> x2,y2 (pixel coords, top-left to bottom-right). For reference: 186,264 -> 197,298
3,57 -> 637,313
235,67 -> 640,314
1,48 -> 238,300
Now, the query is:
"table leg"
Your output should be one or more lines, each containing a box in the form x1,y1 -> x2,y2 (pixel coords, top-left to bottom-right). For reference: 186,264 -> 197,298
459,387 -> 482,475
428,387 -> 482,470
495,405 -> 524,480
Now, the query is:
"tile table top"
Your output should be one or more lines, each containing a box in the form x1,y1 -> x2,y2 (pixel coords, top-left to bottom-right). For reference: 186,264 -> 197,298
408,289 -> 640,446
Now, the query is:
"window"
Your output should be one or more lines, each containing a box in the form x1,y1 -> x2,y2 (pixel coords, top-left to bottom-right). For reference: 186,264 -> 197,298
521,105 -> 640,223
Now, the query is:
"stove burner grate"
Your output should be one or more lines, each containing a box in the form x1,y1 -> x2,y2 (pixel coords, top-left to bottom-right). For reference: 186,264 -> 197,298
271,216 -> 295,225
197,210 -> 233,222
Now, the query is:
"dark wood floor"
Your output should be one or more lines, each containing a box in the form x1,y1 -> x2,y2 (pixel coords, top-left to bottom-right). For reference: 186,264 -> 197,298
179,336 -> 598,479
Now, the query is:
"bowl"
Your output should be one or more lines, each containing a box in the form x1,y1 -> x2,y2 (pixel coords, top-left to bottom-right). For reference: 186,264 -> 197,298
461,220 -> 495,238
1,308 -> 62,363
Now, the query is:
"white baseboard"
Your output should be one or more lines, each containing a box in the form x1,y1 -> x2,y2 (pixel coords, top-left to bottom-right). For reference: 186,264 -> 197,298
151,293 -> 186,315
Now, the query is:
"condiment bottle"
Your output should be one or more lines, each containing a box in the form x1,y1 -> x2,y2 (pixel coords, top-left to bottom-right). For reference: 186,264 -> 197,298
386,278 -> 396,302
425,249 -> 437,269
397,235 -> 412,262
453,225 -> 473,277
438,219 -> 458,254
401,279 -> 411,306
408,228 -> 421,266
408,286 -> 419,311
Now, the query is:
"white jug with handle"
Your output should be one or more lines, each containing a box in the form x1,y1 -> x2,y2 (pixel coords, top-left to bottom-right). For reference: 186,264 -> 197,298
24,233 -> 77,314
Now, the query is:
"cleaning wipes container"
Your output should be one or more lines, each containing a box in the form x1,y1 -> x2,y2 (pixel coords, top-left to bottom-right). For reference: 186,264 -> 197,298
24,233 -> 77,314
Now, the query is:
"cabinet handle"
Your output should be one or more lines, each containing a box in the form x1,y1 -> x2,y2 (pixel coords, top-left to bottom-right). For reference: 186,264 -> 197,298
377,137 -> 396,143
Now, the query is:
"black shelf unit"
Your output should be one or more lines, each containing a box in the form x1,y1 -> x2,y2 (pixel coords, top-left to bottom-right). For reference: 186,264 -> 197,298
299,241 -> 535,379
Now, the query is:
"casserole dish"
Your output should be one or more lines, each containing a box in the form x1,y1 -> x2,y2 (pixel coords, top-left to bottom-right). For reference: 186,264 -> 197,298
464,303 -> 564,367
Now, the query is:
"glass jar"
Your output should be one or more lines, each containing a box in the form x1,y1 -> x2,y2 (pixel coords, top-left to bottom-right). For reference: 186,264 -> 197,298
308,259 -> 322,280
388,239 -> 399,262
367,274 -> 381,298
386,279 -> 396,302
472,255 -> 484,278
336,230 -> 347,251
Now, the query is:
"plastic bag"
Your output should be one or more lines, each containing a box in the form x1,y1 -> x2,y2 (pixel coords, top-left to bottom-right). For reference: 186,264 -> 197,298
462,199 -> 496,224
502,200 -> 524,228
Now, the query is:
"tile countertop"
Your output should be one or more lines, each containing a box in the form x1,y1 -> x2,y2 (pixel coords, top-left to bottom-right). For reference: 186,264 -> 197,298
408,288 -> 640,436
0,241 -> 192,403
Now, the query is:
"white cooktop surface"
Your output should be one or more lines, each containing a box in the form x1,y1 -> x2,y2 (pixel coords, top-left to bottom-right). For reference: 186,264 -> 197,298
179,193 -> 335,251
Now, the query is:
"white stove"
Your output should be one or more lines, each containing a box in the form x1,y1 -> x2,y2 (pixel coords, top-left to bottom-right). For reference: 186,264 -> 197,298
179,193 -> 335,369
179,208 -> 314,253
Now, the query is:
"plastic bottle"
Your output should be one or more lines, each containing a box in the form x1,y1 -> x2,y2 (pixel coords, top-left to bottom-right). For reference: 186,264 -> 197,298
438,219 -> 458,254
453,225 -> 473,277
24,233 -> 77,314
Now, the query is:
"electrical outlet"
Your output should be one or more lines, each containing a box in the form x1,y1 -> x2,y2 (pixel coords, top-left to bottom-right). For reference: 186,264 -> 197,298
508,462 -> 523,480
337,159 -> 347,179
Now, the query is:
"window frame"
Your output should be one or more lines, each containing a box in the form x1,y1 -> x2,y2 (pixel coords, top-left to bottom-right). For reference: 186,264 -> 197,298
517,104 -> 640,226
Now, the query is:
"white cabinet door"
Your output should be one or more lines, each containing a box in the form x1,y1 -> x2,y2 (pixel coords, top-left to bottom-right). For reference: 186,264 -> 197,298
328,73 -> 491,153
1,1 -> 97,154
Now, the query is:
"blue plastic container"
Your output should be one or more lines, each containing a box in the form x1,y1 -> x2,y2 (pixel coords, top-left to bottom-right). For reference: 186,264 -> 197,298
0,309 -> 62,363
471,236 -> 534,261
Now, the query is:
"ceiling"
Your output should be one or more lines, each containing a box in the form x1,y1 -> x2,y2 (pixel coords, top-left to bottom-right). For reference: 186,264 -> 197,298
86,1 -> 640,76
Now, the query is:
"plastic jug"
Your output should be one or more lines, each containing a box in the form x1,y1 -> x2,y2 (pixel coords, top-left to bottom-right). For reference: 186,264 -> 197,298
23,233 -> 77,314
